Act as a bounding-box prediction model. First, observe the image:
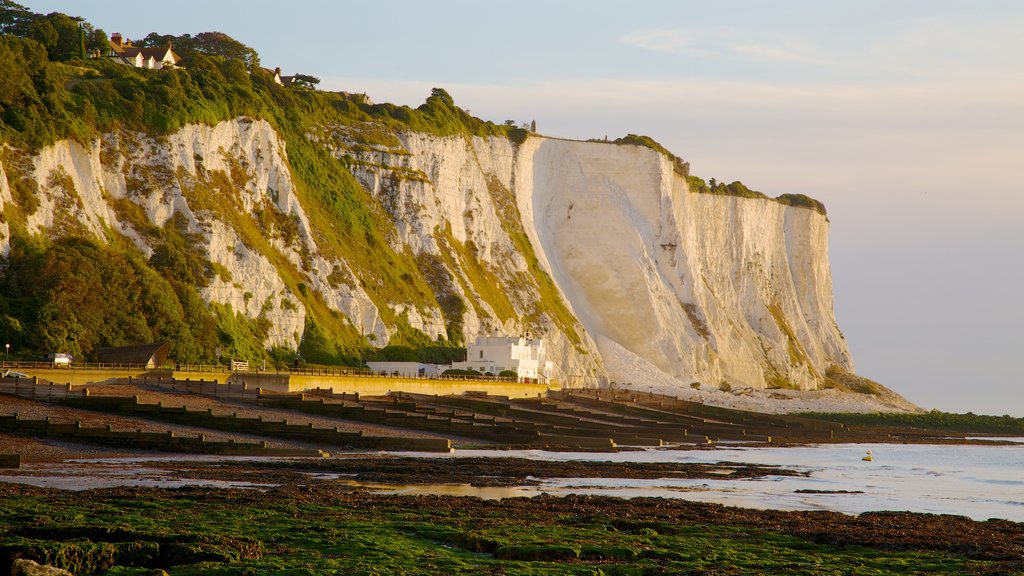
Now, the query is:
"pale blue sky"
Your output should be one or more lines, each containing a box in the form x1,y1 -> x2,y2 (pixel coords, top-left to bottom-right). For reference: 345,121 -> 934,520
27,1 -> 1024,415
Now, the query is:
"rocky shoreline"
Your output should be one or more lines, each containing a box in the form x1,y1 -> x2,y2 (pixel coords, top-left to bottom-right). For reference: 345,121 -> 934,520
1,481 -> 1021,575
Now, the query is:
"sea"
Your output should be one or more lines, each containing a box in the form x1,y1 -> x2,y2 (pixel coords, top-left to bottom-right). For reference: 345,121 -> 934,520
417,441 -> 1024,522
2,441 -> 1022,522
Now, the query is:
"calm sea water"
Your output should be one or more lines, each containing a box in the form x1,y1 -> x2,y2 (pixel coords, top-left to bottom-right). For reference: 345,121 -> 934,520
2,442 -> 1021,521
389,442 -> 1024,522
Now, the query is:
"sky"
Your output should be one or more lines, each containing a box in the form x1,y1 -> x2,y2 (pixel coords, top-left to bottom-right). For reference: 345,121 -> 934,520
27,1 -> 1024,416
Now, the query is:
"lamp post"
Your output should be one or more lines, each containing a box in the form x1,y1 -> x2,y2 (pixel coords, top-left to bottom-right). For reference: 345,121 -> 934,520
4,343 -> 9,363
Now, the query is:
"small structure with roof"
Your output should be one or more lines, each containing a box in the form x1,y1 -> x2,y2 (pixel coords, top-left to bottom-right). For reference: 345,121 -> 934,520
366,361 -> 447,378
95,341 -> 170,368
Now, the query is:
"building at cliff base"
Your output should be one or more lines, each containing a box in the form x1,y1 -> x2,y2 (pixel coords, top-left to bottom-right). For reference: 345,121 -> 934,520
451,336 -> 554,383
365,361 -> 448,378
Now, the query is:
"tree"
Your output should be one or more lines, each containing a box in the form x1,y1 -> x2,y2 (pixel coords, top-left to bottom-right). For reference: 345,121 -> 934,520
26,16 -> 57,54
82,23 -> 108,54
290,73 -> 319,89
0,0 -> 33,36
0,35 -> 38,107
428,87 -> 454,107
42,12 -> 84,61
137,32 -> 179,48
192,31 -> 259,69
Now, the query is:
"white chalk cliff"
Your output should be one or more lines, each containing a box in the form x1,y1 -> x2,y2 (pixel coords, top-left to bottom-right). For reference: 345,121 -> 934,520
0,117 -> 858,395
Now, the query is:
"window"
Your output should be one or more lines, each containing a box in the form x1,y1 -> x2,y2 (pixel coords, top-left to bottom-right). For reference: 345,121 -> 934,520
479,350 -> 483,359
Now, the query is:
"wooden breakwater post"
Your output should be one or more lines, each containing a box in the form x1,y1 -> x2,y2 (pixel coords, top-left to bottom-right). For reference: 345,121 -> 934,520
0,454 -> 22,469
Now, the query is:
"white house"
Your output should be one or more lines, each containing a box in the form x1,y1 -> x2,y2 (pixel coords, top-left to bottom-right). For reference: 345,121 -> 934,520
108,33 -> 181,70
451,336 -> 554,382
366,361 -> 447,378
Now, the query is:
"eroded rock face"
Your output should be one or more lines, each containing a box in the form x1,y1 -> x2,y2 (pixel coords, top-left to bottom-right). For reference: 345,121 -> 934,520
0,118 -> 853,392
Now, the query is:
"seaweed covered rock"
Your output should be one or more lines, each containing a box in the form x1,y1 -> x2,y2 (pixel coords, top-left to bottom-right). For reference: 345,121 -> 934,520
11,559 -> 74,576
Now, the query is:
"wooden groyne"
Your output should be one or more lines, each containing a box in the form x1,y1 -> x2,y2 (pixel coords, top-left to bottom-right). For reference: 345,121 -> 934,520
0,414 -> 323,457
0,454 -> 21,469
63,395 -> 452,453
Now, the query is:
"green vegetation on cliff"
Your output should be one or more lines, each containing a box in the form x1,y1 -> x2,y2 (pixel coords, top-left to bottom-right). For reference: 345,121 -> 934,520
611,133 -> 826,216
685,175 -> 827,215
0,5 -> 535,365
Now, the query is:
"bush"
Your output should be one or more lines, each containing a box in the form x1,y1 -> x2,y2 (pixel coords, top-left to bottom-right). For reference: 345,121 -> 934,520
442,368 -> 481,377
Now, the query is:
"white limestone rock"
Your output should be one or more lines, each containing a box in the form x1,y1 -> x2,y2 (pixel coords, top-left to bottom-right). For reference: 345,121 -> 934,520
0,117 -> 859,400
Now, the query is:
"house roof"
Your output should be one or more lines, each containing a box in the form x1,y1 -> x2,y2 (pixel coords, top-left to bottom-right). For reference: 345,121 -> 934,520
109,41 -> 181,64
140,46 -> 180,62
95,341 -> 171,367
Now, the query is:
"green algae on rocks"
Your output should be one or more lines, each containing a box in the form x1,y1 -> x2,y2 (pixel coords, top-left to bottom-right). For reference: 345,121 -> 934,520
0,484 -> 1018,575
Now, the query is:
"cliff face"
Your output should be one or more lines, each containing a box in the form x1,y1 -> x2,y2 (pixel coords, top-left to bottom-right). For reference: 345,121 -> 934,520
520,139 -> 852,389
0,117 -> 853,391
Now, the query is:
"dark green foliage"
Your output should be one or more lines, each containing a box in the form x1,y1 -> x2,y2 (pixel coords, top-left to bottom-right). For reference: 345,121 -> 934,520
81,22 -> 107,54
0,35 -> 79,146
499,370 -> 518,377
371,313 -> 465,364
207,303 -> 274,366
0,236 -> 216,362
0,1 -> 34,36
147,214 -> 215,288
807,410 -> 1024,435
719,180 -> 769,199
290,73 -> 320,89
687,176 -> 828,215
776,193 -> 827,215
686,175 -> 710,194
612,134 -> 689,175
368,345 -> 467,365
443,368 -> 481,376
297,317 -> 356,366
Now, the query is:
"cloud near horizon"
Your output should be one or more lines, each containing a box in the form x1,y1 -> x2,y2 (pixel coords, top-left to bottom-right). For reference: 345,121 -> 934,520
618,27 -> 818,65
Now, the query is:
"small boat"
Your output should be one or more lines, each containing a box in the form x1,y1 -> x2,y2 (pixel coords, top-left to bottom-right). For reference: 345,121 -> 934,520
862,450 -> 874,462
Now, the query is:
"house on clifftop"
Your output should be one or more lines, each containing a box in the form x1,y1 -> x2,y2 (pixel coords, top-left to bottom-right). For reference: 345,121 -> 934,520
108,33 -> 181,69
261,67 -> 295,87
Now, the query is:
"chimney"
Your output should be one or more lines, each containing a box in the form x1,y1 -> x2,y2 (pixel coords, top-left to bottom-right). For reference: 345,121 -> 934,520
111,33 -> 122,47
274,67 -> 281,76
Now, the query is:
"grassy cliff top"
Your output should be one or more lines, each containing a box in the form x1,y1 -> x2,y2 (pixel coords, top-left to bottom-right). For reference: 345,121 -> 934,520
601,133 -> 827,216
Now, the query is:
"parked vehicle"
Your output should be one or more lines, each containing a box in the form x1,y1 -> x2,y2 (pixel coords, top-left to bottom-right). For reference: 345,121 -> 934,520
45,352 -> 72,366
